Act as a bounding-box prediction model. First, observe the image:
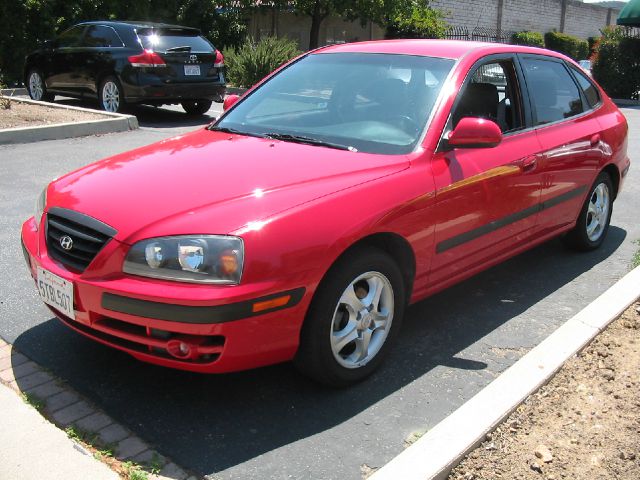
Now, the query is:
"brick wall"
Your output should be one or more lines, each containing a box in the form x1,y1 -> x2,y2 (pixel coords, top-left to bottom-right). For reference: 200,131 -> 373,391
248,0 -> 620,50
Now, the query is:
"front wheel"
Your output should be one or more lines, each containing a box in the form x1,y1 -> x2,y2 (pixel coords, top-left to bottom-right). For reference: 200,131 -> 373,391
27,69 -> 54,102
98,76 -> 124,113
181,99 -> 212,115
563,172 -> 613,251
294,247 -> 405,387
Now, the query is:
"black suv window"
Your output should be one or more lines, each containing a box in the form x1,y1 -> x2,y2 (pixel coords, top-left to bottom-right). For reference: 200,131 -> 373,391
452,59 -> 524,133
138,29 -> 213,52
521,57 -> 583,126
56,25 -> 85,48
84,26 -> 124,48
569,65 -> 601,108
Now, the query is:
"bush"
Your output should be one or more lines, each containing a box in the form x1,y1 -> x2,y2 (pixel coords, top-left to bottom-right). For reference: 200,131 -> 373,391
592,30 -> 640,100
544,31 -> 589,60
224,36 -> 301,88
511,31 -> 544,47
385,6 -> 448,39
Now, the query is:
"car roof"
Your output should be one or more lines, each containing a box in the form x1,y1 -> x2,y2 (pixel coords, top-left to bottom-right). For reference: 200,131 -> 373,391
78,20 -> 200,32
315,39 -> 566,61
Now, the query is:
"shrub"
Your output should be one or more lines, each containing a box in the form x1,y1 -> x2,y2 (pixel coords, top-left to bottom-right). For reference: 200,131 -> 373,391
385,6 -> 448,39
511,31 -> 544,47
544,31 -> 589,60
224,36 -> 301,88
592,29 -> 640,99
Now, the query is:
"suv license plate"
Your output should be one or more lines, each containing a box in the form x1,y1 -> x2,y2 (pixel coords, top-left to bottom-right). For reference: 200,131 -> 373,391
37,267 -> 75,320
184,65 -> 200,76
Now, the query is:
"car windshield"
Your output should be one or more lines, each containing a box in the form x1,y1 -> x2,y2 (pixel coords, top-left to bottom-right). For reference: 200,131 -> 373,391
214,52 -> 454,155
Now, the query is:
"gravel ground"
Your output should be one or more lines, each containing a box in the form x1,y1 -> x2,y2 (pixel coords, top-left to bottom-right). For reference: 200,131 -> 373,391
0,101 -> 106,129
449,301 -> 640,480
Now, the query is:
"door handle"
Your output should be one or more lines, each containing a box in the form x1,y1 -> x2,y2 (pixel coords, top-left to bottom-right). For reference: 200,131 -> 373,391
590,134 -> 601,147
519,155 -> 538,172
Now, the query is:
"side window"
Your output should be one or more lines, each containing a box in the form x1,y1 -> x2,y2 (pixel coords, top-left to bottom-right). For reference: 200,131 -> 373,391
521,58 -> 583,126
84,26 -> 124,48
451,60 -> 524,133
56,25 -> 85,48
569,65 -> 600,109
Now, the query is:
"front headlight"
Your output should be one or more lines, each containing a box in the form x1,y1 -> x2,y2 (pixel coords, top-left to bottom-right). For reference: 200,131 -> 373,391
34,185 -> 47,230
123,235 -> 244,284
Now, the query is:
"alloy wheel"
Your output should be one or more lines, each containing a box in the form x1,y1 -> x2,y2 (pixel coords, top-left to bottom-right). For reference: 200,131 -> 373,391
29,72 -> 44,101
586,182 -> 610,242
330,271 -> 394,369
101,81 -> 120,112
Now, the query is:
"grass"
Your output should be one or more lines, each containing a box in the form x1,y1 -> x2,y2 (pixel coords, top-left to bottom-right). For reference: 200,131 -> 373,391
21,392 -> 44,411
122,461 -> 149,480
631,240 -> 640,269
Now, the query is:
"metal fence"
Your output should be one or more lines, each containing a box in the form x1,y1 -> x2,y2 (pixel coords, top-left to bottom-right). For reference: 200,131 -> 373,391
444,26 -> 516,44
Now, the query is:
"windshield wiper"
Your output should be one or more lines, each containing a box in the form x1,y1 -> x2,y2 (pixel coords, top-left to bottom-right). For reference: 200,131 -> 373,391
208,125 -> 267,138
264,133 -> 357,152
165,46 -> 191,53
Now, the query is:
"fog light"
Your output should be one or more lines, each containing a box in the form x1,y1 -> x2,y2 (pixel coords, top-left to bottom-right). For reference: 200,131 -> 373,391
167,340 -> 192,359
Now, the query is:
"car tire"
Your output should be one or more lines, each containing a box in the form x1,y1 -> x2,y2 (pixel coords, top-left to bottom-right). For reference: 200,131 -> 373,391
181,100 -> 212,116
27,69 -> 54,102
294,247 -> 405,387
98,76 -> 124,113
563,172 -> 614,251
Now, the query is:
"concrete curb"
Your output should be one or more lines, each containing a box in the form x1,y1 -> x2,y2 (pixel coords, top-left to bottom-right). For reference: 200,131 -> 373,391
0,97 -> 138,145
370,265 -> 640,480
1,87 -> 27,96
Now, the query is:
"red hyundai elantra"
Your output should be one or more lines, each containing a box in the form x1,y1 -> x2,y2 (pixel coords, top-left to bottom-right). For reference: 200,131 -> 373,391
22,40 -> 630,386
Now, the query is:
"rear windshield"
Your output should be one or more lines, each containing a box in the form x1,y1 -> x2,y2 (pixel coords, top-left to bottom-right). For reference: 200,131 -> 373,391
138,29 -> 213,52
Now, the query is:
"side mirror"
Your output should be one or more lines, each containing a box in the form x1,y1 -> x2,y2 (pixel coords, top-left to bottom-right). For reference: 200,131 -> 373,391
448,117 -> 502,149
223,94 -> 240,112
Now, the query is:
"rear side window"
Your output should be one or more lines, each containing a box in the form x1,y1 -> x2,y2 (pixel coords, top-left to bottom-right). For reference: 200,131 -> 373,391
84,26 -> 124,48
521,57 -> 583,126
57,25 -> 85,48
138,29 -> 213,52
570,66 -> 601,108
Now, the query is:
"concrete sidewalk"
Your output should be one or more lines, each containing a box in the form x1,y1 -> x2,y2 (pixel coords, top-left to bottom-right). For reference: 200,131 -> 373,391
0,380 -> 117,480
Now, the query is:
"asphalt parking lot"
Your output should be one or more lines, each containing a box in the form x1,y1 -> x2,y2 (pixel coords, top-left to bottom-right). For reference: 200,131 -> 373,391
1,105 -> 638,480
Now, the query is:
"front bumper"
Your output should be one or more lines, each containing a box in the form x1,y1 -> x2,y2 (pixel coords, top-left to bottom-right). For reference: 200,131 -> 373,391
21,216 -> 308,373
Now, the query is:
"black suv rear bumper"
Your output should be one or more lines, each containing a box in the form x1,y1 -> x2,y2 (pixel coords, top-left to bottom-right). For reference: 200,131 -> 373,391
124,81 -> 226,104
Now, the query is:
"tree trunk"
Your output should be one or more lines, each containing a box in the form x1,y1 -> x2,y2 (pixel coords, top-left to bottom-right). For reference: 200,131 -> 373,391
308,2 -> 327,50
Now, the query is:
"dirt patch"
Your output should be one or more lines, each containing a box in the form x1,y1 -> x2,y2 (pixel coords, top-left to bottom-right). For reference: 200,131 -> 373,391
0,100 -> 107,129
449,302 -> 640,480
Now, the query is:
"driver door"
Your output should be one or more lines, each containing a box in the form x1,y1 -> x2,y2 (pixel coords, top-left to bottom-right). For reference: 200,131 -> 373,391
429,56 -> 545,285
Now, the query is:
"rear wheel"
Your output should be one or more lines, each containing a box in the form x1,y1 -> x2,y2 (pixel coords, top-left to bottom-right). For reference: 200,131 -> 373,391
27,69 -> 54,102
181,99 -> 212,116
99,76 -> 124,113
294,247 -> 405,387
563,172 -> 613,251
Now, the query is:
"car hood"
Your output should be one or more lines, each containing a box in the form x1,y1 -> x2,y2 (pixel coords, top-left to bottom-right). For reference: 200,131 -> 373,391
47,129 -> 410,243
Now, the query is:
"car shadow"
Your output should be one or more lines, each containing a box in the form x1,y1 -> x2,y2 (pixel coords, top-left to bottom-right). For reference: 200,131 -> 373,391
53,98 -> 219,129
12,226 -> 626,477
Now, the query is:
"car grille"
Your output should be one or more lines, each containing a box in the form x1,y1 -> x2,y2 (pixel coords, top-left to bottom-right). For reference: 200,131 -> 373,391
46,207 -> 116,272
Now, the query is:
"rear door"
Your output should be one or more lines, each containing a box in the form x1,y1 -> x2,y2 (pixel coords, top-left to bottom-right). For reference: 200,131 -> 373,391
519,55 -> 604,233
429,55 -> 544,285
80,25 -> 125,94
137,27 -> 218,84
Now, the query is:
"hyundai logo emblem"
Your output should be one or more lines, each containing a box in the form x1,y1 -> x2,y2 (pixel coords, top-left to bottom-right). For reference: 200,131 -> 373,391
190,54 -> 198,62
60,235 -> 73,251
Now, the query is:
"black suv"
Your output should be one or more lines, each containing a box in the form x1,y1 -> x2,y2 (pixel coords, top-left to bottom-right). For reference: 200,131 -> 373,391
24,21 -> 226,115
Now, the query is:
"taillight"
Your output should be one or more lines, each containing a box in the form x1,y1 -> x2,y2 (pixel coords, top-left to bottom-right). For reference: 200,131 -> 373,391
128,50 -> 166,68
214,50 -> 224,68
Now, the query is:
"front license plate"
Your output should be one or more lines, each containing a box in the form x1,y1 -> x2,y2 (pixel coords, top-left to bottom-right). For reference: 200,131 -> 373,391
184,65 -> 200,76
37,267 -> 75,320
